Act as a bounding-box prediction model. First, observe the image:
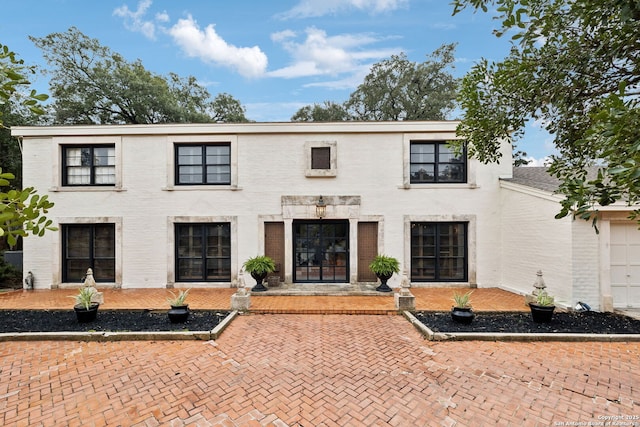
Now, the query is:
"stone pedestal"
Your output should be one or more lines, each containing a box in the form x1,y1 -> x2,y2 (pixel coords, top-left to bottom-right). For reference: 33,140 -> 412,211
231,270 -> 251,311
395,270 -> 415,311
394,292 -> 415,310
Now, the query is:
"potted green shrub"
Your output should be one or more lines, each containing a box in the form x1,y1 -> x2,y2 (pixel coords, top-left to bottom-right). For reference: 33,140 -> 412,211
451,290 -> 474,324
529,290 -> 555,323
243,255 -> 276,292
369,254 -> 400,292
70,287 -> 99,323
167,288 -> 190,323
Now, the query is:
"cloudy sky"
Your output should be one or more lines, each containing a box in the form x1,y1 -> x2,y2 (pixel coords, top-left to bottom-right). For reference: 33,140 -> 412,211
1,0 -> 554,163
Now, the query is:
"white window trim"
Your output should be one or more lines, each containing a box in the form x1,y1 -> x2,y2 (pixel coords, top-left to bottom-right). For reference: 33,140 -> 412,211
167,215 -> 238,288
51,136 -> 124,191
165,135 -> 239,191
53,216 -> 123,288
305,141 -> 337,177
401,134 -> 477,189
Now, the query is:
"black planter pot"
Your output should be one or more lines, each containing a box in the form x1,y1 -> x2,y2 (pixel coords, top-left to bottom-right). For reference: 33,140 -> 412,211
451,307 -> 475,324
74,303 -> 99,323
529,303 -> 555,323
168,305 -> 190,323
375,272 -> 394,292
250,272 -> 269,292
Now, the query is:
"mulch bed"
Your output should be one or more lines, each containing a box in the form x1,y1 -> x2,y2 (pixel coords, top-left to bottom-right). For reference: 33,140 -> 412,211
413,311 -> 640,334
0,310 -> 229,333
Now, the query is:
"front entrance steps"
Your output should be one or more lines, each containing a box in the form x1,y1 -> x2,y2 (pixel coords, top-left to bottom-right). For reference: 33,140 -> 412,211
253,282 -> 385,296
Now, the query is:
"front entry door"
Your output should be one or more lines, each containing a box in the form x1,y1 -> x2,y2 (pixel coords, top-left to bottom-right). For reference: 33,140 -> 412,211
294,220 -> 349,282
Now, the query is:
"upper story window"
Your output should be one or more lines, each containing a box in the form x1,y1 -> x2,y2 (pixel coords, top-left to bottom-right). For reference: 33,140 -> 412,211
62,145 -> 115,186
410,142 -> 466,184
311,147 -> 331,169
305,141 -> 337,177
175,144 -> 231,185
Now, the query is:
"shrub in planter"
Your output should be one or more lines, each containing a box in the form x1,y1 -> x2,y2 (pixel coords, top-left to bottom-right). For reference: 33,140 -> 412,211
243,255 -> 276,292
369,254 -> 400,292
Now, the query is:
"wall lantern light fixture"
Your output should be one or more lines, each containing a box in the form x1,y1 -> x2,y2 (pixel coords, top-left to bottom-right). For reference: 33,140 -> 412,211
316,195 -> 326,219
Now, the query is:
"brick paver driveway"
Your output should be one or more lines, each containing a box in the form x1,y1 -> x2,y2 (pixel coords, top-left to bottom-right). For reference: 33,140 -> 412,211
1,314 -> 638,426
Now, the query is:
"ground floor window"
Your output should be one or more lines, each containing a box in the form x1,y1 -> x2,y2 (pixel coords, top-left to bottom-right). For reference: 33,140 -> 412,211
175,223 -> 231,281
62,224 -> 115,282
411,222 -> 467,281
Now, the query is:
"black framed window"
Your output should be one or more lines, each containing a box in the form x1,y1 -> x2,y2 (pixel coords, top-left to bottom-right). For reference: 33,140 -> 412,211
311,147 -> 331,169
176,223 -> 231,281
62,224 -> 115,282
62,145 -> 115,186
175,144 -> 231,185
411,222 -> 467,282
410,142 -> 466,183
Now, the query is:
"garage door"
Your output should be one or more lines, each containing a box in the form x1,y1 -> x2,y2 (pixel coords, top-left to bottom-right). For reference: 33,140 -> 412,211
610,223 -> 640,308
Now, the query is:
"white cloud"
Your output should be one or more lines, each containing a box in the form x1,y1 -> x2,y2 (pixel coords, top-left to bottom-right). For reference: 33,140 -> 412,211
168,15 -> 268,79
268,27 -> 399,79
113,0 -> 163,40
279,0 -> 409,19
524,156 -> 552,167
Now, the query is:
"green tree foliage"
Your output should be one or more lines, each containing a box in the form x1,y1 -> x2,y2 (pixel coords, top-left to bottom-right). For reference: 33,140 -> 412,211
0,44 -> 54,245
290,44 -> 458,122
31,27 -> 248,124
346,45 -> 458,121
451,0 -> 640,226
291,101 -> 349,122
0,43 -> 48,128
211,93 -> 250,123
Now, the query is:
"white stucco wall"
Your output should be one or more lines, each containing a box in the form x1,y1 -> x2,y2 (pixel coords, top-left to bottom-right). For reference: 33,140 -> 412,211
499,182 -> 574,306
16,122 -> 512,289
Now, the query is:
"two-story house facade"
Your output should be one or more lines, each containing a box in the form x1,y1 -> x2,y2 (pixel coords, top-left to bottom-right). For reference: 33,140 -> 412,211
13,121 -> 639,312
13,121 -> 512,291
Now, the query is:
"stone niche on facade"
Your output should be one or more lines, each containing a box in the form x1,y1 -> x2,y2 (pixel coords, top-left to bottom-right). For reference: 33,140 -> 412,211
281,195 -> 361,220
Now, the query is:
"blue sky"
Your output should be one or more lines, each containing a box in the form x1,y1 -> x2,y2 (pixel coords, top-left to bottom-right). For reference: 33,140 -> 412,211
1,0 -> 553,163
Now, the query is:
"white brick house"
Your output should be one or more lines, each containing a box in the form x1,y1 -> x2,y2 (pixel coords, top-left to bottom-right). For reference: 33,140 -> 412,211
12,121 -> 640,311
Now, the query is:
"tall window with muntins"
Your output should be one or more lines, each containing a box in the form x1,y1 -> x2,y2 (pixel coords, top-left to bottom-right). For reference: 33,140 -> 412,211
175,144 -> 231,185
411,222 -> 467,282
410,142 -> 466,183
62,224 -> 115,282
63,145 -> 115,186
311,147 -> 331,169
176,223 -> 231,281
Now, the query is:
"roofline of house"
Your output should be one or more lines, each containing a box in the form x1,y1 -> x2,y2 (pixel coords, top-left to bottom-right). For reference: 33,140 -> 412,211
11,120 -> 462,137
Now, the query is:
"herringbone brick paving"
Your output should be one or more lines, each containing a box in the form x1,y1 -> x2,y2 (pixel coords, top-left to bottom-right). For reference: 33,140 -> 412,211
1,288 -> 635,426
0,287 -> 528,312
0,315 -> 638,426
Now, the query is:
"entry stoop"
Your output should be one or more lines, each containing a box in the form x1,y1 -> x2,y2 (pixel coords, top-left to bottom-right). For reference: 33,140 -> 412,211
251,282 -> 389,296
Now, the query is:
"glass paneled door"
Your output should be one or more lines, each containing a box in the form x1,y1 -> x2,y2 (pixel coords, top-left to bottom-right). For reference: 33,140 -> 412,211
294,220 -> 349,282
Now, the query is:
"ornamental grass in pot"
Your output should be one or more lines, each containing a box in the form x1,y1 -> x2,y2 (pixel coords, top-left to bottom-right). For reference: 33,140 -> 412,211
451,290 -> 474,324
70,286 -> 99,323
167,289 -> 190,323
529,290 -> 555,323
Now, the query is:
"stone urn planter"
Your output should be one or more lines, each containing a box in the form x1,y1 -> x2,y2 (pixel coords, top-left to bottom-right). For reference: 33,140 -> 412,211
369,255 -> 400,293
243,255 -> 276,292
